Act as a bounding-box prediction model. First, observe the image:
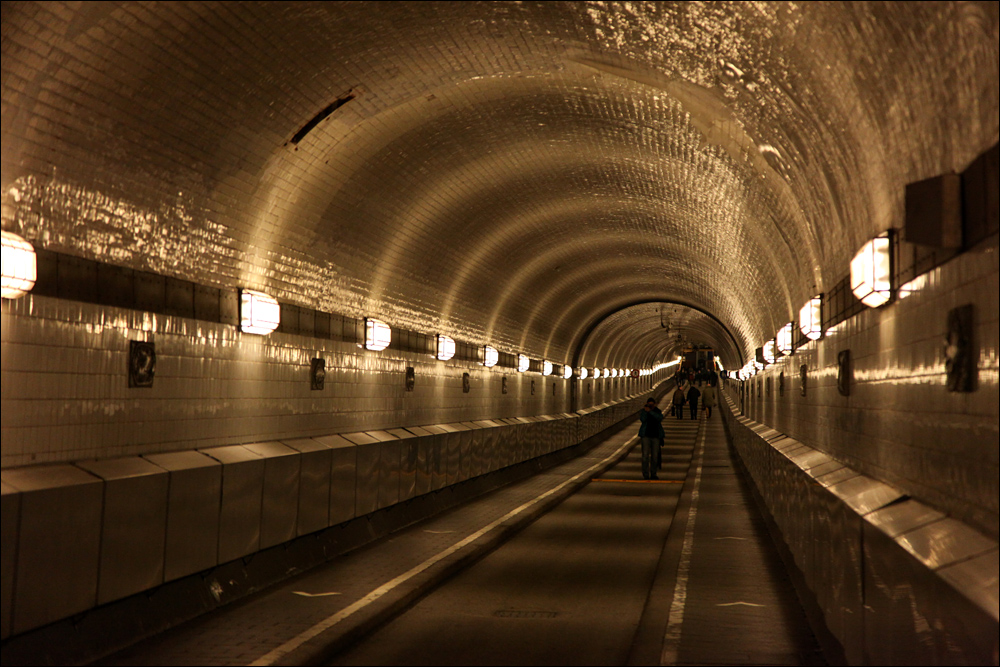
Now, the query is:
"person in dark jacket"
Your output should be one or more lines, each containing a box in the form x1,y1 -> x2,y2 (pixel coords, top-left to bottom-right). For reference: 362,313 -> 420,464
687,383 -> 701,420
671,384 -> 686,419
638,398 -> 664,480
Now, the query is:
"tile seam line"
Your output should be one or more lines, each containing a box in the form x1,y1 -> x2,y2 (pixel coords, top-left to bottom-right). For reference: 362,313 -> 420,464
248,433 -> 641,667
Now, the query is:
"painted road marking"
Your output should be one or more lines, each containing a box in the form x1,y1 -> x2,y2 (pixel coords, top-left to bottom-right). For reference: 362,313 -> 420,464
250,435 -> 640,666
717,601 -> 765,607
292,591 -> 342,598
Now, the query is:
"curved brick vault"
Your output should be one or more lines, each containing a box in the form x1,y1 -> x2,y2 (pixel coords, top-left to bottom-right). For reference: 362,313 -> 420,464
2,1 -> 997,370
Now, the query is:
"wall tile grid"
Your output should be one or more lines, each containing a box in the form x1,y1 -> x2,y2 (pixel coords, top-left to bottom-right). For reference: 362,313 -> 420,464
741,246 -> 999,539
0,294 -> 658,467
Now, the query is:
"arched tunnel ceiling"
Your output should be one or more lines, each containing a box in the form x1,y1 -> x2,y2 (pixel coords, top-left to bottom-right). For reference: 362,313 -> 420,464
579,302 -> 741,371
2,2 -> 998,368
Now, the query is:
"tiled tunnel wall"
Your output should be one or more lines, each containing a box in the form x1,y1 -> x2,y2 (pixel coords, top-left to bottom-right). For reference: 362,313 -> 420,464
721,392 -> 998,665
2,1 -> 998,658
0,293 -> 651,467
737,245 -> 999,540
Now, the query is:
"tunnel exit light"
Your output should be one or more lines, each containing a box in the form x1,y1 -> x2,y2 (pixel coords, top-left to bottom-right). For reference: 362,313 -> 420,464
365,318 -> 391,351
436,334 -> 455,361
518,354 -> 530,373
1,230 -> 36,299
483,345 -> 499,367
799,296 -> 823,340
239,289 -> 280,335
851,233 -> 892,308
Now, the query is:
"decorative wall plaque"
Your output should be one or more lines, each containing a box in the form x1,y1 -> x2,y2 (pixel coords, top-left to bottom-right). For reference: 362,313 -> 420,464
837,350 -> 851,396
462,372 -> 471,393
800,365 -> 807,397
531,380 -> 536,395
502,376 -> 508,394
311,358 -> 326,390
945,304 -> 975,392
128,340 -> 156,388
405,366 -> 415,391
779,372 -> 785,397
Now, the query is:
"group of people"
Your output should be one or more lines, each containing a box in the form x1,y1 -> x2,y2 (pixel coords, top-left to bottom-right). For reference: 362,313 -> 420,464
636,377 -> 718,480
671,377 -> 716,420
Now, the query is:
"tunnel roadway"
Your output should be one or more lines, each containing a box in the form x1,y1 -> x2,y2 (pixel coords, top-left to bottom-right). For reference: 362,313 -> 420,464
99,405 -> 822,666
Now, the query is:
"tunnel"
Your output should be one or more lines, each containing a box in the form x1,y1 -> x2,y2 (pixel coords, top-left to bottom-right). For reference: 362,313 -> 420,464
1,2 -> 997,664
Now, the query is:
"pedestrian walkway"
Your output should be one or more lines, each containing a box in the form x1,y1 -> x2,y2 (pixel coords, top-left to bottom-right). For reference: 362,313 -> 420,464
97,404 -> 823,666
652,411 -> 825,665
98,426 -> 644,666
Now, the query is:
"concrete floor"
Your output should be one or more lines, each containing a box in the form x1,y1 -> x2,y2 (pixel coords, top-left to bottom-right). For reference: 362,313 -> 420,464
97,411 -> 823,666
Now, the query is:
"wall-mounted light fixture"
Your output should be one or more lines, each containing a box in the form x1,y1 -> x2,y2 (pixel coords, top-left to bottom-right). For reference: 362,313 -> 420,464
240,289 -> 280,335
561,365 -> 571,379
542,360 -> 553,376
436,334 -> 456,361
1,230 -> 36,299
799,296 -> 823,340
592,368 -> 600,378
365,318 -> 391,351
851,232 -> 893,308
578,367 -> 589,379
604,368 -> 611,378
483,345 -> 499,368
762,340 -> 777,364
518,354 -> 530,373
776,323 -> 793,355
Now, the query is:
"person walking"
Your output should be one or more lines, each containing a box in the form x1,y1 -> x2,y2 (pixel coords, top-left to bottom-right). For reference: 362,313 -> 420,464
687,382 -> 701,420
639,397 -> 664,480
671,383 -> 686,419
702,382 -> 717,418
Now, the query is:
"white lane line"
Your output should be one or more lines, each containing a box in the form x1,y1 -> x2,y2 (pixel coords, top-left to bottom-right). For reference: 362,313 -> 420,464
292,591 -> 342,598
713,536 -> 747,541
660,416 -> 706,666
249,435 -> 639,666
716,601 -> 765,607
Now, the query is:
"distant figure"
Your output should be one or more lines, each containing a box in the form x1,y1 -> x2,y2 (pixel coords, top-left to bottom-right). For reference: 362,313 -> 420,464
687,383 -> 701,420
639,397 -> 664,480
671,384 -> 687,419
701,382 -> 717,418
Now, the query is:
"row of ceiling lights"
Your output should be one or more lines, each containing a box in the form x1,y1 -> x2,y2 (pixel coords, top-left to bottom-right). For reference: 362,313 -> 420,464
737,233 -> 892,380
2,232 -> 679,379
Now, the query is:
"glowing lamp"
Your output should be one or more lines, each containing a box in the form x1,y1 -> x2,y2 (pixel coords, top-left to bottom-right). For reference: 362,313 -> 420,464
240,289 -> 280,335
851,234 -> 892,308
777,323 -> 793,355
365,318 -> 391,351
592,368 -> 600,378
483,345 -> 499,367
799,297 -> 822,340
542,360 -> 553,376
762,340 -> 777,364
604,368 -> 610,378
436,334 -> 455,361
1,231 -> 36,299
518,354 -> 530,373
